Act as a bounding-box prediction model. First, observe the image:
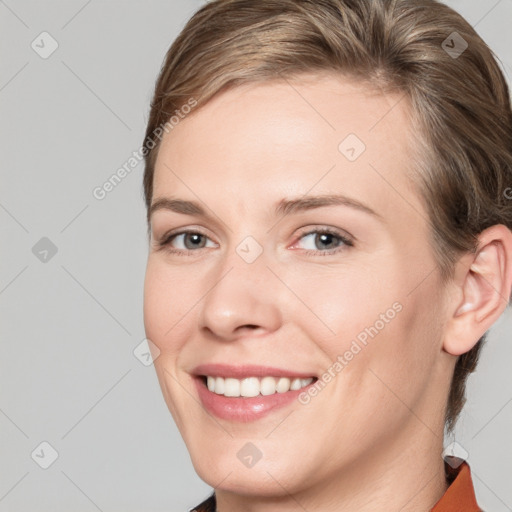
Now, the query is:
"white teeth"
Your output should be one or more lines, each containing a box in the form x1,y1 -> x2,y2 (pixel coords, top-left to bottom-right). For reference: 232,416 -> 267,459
276,377 -> 291,393
215,376 -> 224,394
290,378 -> 302,391
204,375 -> 314,397
224,378 -> 240,397
260,376 -> 277,396
240,377 -> 260,397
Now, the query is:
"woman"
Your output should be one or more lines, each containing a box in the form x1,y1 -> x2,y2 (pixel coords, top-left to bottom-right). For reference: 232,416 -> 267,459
142,0 -> 512,510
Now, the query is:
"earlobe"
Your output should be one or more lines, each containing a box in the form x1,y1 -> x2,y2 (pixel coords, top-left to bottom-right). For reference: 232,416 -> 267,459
444,225 -> 512,356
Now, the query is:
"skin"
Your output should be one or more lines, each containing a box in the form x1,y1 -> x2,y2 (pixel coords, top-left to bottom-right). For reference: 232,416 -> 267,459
143,73 -> 512,511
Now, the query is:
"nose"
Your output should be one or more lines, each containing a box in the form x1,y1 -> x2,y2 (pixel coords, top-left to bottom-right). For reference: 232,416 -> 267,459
198,248 -> 282,341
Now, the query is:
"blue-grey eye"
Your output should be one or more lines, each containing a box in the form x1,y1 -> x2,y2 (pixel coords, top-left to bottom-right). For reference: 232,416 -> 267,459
297,230 -> 349,251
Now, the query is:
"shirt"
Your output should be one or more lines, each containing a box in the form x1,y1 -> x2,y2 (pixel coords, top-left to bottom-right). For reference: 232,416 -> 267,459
189,458 -> 481,512
432,458 -> 481,511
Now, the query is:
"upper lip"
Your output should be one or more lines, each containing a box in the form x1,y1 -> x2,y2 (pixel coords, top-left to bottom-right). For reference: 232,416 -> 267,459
191,363 -> 317,379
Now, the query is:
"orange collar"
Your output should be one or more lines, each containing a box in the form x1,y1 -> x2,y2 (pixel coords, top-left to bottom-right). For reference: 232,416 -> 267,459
431,459 -> 480,511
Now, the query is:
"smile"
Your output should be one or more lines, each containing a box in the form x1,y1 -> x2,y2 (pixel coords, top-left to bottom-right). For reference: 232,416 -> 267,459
203,375 -> 315,397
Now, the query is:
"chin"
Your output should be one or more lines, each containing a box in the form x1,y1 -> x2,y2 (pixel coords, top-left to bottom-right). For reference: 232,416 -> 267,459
190,443 -> 314,498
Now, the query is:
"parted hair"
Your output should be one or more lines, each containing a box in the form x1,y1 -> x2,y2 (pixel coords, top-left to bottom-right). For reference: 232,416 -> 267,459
142,0 -> 512,432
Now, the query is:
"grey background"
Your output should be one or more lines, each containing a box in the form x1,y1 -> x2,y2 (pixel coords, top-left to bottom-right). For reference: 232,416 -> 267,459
0,1 -> 511,510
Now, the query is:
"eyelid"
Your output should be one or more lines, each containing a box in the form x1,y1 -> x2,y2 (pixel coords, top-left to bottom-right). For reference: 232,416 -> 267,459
155,227 -> 217,249
288,226 -> 354,254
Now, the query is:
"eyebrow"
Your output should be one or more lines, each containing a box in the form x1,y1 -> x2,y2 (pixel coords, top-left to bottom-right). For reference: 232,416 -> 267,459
148,193 -> 381,221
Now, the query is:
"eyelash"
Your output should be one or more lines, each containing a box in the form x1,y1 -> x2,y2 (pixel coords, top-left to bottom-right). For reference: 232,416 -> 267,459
292,227 -> 354,255
156,227 -> 354,257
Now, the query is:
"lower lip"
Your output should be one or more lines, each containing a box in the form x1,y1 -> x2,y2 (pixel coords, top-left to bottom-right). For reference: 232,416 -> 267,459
194,376 -> 317,422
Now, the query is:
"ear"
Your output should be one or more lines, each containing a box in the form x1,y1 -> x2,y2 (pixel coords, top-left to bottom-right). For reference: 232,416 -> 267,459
443,224 -> 512,356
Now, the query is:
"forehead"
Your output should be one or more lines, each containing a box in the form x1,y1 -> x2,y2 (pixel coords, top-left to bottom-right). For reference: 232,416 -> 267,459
153,74 -> 424,226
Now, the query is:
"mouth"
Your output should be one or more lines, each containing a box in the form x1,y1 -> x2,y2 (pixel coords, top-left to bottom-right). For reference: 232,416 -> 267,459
192,371 -> 319,422
190,363 -> 319,421
197,374 -> 318,398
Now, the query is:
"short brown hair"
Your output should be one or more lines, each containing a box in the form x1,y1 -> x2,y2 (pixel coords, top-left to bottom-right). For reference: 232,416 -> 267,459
142,0 -> 512,432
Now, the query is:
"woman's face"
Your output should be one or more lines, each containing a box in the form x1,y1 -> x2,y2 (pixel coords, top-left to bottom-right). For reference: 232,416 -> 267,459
143,74 -> 452,496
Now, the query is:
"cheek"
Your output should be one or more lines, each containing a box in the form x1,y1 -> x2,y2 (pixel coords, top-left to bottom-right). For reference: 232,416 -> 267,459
143,258 -> 194,354
287,262 -> 401,353
143,261 -> 194,425
291,262 -> 442,404
338,276 -> 445,419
